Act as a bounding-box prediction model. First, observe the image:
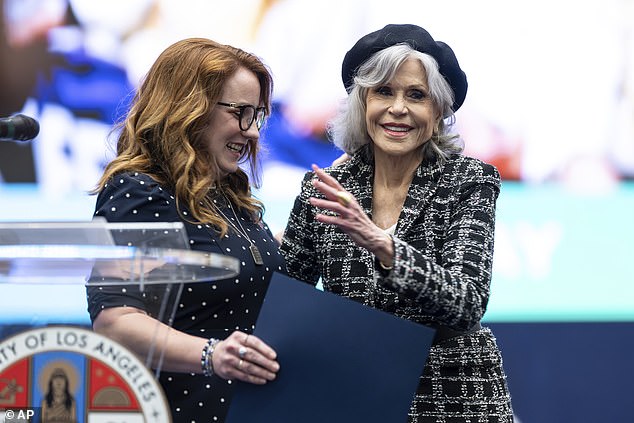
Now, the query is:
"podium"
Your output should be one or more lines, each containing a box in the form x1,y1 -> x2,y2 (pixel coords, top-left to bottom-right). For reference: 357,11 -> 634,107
0,219 -> 239,286
0,219 -> 239,422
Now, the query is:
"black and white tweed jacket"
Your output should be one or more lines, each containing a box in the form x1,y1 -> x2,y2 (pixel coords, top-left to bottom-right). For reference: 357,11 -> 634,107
280,147 -> 501,332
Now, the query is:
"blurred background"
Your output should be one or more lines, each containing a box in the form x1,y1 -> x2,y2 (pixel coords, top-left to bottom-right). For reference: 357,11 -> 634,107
1,0 -> 632,421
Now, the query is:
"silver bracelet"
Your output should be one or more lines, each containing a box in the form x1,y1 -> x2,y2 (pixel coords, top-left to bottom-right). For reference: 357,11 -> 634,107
378,260 -> 393,270
201,338 -> 221,377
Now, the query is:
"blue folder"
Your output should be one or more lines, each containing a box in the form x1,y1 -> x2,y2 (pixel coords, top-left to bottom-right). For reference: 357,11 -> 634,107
225,272 -> 436,423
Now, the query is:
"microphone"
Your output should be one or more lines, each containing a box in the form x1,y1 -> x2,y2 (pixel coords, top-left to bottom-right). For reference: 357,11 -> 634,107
0,114 -> 40,142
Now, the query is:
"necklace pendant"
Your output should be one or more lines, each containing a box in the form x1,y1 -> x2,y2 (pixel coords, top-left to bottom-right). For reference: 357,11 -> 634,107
249,245 -> 264,266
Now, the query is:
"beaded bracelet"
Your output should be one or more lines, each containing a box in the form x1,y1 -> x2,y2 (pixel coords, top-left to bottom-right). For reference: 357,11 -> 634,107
201,338 -> 221,377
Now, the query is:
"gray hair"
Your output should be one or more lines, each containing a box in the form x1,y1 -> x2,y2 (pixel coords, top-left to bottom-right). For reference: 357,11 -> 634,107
328,44 -> 464,161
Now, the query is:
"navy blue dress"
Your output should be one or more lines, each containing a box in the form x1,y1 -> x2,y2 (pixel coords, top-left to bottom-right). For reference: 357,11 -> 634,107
86,172 -> 285,423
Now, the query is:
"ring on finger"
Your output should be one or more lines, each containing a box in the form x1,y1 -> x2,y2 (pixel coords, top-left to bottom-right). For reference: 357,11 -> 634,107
335,191 -> 352,207
238,346 -> 248,359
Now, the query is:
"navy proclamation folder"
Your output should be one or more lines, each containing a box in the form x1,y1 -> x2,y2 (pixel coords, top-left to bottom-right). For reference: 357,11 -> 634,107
226,272 -> 436,423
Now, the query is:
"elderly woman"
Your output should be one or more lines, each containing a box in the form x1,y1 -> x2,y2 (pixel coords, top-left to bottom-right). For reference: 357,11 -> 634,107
281,24 -> 514,422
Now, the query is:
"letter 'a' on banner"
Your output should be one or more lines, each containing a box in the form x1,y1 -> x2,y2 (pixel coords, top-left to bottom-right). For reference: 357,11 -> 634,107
226,272 -> 436,423
0,326 -> 172,423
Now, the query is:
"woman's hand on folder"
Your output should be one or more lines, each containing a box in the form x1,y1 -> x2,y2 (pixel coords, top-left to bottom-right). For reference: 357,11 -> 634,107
212,331 -> 280,384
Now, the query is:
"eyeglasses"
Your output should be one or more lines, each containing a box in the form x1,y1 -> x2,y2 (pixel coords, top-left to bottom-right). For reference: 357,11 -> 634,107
217,101 -> 266,131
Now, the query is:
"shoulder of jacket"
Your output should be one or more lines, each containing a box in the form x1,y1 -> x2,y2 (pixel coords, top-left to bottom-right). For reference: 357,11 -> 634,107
443,155 -> 501,185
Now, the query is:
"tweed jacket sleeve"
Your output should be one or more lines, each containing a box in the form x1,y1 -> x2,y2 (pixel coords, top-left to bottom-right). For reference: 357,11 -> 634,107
281,151 -> 501,331
280,172 -> 321,286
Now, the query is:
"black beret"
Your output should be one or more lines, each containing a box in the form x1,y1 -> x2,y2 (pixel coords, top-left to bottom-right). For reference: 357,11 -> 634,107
341,24 -> 468,113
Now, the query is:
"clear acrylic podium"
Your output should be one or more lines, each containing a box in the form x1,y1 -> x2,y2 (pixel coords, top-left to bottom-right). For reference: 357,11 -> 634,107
0,219 -> 239,422
0,219 -> 240,371
0,219 -> 239,286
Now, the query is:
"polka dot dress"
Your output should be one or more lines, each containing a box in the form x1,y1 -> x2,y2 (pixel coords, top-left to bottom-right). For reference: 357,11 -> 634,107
86,172 -> 285,423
